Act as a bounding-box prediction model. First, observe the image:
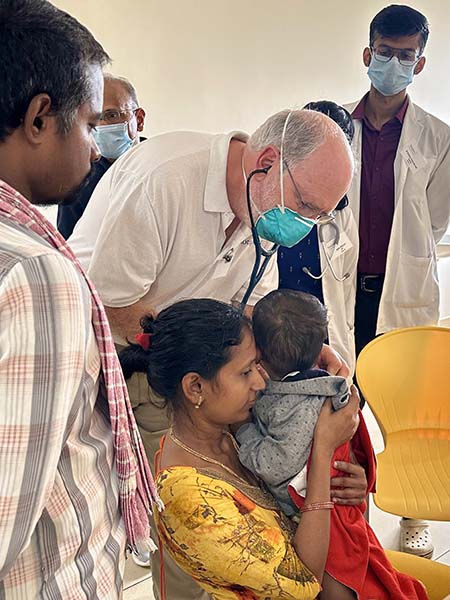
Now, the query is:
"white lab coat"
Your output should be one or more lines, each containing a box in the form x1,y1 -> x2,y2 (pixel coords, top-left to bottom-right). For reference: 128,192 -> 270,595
320,206 -> 359,375
344,100 -> 450,334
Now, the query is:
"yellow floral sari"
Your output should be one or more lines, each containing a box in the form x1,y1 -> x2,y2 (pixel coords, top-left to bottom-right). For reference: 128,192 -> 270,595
155,465 -> 321,599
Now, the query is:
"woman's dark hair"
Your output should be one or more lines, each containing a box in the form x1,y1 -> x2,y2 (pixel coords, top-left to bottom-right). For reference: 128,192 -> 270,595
253,289 -> 328,379
303,100 -> 354,145
370,5 -> 429,54
119,299 -> 251,408
0,0 -> 110,142
303,100 -> 354,211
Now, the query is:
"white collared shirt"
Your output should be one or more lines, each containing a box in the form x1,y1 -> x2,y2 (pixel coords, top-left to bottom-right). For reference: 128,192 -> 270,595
69,131 -> 278,339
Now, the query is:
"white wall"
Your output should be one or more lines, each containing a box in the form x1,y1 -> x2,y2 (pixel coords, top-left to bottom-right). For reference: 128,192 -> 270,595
53,0 -> 450,136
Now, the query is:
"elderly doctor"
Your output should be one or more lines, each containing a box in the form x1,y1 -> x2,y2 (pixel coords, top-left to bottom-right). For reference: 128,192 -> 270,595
344,4 -> 450,558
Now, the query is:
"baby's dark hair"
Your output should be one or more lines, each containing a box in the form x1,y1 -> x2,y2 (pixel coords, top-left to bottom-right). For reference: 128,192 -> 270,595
252,289 -> 328,379
119,298 -> 251,410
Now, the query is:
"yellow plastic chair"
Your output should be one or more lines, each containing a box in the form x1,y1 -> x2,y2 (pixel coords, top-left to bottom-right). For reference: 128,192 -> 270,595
356,326 -> 450,520
386,550 -> 450,599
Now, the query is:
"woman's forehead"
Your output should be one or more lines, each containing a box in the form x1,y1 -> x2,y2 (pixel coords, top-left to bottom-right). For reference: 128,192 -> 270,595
228,329 -> 257,364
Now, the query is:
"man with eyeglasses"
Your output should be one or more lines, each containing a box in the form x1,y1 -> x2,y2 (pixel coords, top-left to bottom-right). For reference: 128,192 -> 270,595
57,73 -> 146,239
345,4 -> 450,559
278,101 -> 358,375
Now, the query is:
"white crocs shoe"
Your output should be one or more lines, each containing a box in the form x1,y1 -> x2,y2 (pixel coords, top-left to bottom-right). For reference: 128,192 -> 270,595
399,518 -> 434,559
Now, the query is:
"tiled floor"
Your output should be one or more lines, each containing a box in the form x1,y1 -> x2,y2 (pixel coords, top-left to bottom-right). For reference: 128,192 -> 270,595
124,405 -> 450,599
123,558 -> 154,600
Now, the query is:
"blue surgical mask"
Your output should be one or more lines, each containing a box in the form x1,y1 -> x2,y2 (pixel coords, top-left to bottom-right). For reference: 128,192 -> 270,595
368,55 -> 415,96
255,206 -> 316,247
93,122 -> 134,160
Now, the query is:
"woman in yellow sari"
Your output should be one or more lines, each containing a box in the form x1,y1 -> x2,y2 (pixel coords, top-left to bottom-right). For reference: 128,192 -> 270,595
120,298 -> 361,599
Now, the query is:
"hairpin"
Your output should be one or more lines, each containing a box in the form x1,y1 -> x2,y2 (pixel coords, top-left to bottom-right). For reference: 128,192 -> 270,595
135,332 -> 151,350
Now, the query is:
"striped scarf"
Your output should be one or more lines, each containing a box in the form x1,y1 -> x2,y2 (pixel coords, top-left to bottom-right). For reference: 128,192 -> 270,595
0,179 -> 163,552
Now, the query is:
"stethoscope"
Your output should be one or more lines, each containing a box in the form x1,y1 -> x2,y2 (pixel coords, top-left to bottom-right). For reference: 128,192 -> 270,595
302,217 -> 350,282
240,165 -> 278,308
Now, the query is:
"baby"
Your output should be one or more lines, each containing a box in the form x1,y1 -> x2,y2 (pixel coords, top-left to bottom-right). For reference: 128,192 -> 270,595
236,288 -> 352,516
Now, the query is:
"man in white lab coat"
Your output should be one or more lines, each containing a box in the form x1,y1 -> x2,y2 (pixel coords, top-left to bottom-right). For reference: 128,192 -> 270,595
345,4 -> 450,558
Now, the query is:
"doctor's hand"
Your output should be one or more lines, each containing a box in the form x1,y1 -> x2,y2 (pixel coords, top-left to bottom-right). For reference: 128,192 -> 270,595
316,344 -> 350,378
330,461 -> 368,505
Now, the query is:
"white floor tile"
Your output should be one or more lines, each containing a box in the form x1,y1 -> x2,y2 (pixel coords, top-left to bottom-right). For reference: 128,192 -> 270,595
422,520 -> 450,560
123,579 -> 155,600
123,556 -> 153,599
368,495 -> 401,550
124,557 -> 152,589
436,549 -> 450,565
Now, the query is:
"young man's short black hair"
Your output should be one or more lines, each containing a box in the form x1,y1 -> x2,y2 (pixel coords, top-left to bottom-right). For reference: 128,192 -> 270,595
0,0 -> 110,142
370,5 -> 429,54
252,289 -> 328,380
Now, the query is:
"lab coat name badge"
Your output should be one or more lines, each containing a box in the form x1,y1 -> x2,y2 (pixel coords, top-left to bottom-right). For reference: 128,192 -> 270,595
401,142 -> 426,173
325,231 -> 353,260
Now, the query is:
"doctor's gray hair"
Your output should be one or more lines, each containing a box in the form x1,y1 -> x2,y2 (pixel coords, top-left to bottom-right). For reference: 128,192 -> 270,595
248,109 -> 336,168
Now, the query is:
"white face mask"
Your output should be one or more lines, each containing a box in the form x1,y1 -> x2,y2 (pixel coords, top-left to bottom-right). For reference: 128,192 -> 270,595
368,54 -> 415,96
93,122 -> 134,160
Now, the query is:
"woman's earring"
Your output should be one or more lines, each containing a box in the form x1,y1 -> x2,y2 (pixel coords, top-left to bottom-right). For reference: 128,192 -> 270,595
195,395 -> 204,409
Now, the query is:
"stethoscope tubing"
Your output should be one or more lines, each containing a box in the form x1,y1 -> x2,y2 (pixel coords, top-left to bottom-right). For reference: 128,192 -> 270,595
302,220 -> 350,282
240,168 -> 278,309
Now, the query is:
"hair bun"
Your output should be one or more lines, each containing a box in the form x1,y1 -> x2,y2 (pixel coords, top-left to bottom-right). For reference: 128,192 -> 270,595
140,314 -> 155,334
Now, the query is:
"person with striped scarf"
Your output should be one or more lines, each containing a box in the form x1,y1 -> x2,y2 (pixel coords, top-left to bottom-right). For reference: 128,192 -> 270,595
0,1 -> 161,598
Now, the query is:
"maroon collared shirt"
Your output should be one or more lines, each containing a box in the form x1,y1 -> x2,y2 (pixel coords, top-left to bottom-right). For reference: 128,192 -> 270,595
352,94 -> 409,274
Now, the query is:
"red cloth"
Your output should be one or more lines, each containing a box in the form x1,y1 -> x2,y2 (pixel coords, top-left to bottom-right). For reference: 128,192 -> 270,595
289,412 -> 428,599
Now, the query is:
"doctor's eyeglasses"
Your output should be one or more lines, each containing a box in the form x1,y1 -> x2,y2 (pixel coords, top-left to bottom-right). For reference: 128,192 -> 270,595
370,45 -> 421,66
284,160 -> 334,222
